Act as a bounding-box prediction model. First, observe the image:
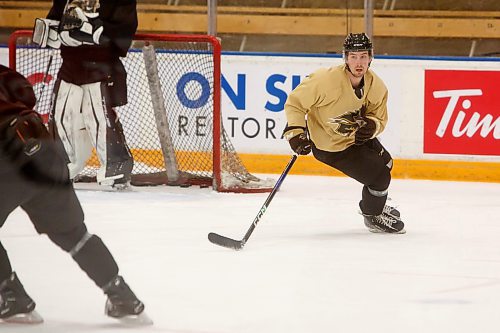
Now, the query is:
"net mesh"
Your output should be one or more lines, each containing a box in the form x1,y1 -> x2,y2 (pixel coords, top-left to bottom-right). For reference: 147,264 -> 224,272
10,31 -> 273,192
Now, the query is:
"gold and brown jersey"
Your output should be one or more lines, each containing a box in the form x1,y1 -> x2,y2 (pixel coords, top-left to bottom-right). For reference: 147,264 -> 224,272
284,64 -> 388,152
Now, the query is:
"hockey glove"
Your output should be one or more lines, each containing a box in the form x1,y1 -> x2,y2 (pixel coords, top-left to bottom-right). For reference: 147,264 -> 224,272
354,107 -> 376,145
1,110 -> 49,161
60,7 -> 104,47
33,18 -> 61,49
1,111 -> 71,186
288,133 -> 312,155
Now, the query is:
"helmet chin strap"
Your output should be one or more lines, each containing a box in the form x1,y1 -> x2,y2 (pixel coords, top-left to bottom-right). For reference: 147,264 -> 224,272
345,63 -> 354,75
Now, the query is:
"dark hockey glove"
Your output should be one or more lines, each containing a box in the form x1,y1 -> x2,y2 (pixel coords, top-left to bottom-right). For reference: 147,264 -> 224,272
1,109 -> 70,186
1,110 -> 49,162
288,133 -> 312,155
354,107 -> 376,145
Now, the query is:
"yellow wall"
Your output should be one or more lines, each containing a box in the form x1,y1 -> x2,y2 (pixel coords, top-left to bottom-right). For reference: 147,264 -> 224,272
85,150 -> 500,183
238,154 -> 500,183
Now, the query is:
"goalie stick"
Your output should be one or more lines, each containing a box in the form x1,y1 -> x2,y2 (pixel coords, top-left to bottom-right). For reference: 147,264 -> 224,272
208,154 -> 298,250
35,53 -> 53,112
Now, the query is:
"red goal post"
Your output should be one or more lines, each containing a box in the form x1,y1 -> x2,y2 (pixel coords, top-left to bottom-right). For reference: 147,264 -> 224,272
9,30 -> 274,193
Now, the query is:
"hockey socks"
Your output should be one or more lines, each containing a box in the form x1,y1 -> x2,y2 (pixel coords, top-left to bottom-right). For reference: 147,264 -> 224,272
70,233 -> 119,288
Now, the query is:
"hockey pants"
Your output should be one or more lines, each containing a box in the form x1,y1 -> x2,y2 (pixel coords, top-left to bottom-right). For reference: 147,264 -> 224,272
312,138 -> 393,216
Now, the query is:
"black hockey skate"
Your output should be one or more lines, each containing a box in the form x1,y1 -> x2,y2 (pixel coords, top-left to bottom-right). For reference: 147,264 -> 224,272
111,177 -> 131,191
0,273 -> 43,324
383,204 -> 400,218
362,213 -> 405,234
103,276 -> 152,325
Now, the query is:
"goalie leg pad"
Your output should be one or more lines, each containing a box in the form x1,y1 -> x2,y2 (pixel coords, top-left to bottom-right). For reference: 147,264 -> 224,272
52,80 -> 93,179
81,82 -> 133,185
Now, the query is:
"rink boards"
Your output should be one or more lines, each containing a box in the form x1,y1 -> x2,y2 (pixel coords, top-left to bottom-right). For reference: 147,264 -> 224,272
1,47 -> 499,182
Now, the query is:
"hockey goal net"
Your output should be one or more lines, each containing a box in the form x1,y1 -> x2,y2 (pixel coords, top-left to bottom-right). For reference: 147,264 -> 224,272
9,30 -> 274,193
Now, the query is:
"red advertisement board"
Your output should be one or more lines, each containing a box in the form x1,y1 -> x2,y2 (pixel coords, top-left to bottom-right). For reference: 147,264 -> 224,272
424,70 -> 500,156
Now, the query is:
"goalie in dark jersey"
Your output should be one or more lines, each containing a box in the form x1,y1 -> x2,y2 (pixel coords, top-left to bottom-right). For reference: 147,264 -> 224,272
0,65 -> 151,324
33,0 -> 137,189
283,33 -> 405,234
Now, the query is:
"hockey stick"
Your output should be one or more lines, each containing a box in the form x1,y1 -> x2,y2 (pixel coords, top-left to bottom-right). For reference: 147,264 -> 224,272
208,154 -> 298,250
35,53 -> 53,112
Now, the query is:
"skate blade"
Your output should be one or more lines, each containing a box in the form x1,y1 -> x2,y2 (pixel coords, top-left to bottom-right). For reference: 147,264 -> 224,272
368,227 -> 406,234
2,310 -> 43,324
98,174 -> 125,186
111,183 -> 132,191
114,312 -> 153,326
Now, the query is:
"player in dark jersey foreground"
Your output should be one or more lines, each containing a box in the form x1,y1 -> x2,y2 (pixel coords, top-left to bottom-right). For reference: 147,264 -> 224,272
0,65 -> 151,325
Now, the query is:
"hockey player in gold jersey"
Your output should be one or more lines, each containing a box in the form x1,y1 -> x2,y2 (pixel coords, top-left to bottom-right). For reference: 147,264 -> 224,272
283,33 -> 405,234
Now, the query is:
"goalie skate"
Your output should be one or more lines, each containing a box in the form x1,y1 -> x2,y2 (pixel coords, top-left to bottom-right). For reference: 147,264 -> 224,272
110,173 -> 132,190
97,174 -> 127,187
97,158 -> 133,188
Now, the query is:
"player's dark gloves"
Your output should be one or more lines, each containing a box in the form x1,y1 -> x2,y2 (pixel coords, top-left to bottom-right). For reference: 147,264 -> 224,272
289,133 -> 312,155
1,110 -> 49,161
354,107 -> 376,145
1,110 -> 71,186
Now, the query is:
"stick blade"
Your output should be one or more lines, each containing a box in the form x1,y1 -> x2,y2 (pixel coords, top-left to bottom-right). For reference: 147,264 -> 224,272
208,232 -> 245,250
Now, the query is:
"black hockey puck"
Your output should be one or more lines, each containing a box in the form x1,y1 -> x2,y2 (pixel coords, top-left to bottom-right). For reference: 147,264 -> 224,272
180,184 -> 191,188
200,184 -> 210,188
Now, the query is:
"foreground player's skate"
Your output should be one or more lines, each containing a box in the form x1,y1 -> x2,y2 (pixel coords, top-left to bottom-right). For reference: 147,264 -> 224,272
103,276 -> 152,325
0,273 -> 43,324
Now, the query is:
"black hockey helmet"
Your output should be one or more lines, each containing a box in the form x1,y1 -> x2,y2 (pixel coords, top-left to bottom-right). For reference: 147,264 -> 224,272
343,33 -> 373,56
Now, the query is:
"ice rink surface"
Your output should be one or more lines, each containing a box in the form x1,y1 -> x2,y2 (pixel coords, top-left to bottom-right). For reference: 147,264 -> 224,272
1,174 -> 499,333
